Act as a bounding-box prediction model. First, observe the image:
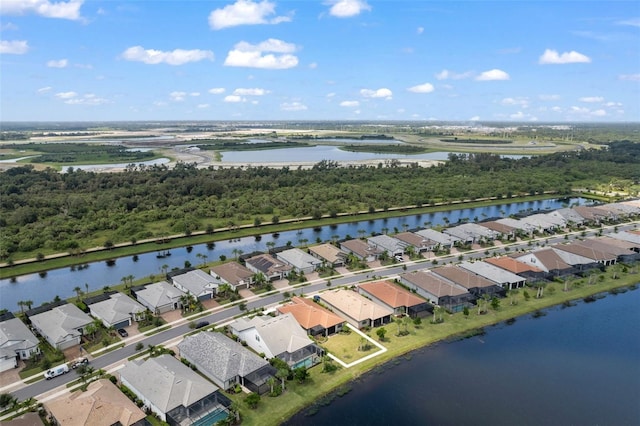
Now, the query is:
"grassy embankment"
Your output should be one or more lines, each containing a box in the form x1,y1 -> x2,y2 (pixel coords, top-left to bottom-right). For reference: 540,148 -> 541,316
229,263 -> 638,426
0,193 -> 574,278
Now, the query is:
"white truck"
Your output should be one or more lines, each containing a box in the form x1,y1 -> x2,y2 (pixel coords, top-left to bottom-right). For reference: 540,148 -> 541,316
44,363 -> 69,380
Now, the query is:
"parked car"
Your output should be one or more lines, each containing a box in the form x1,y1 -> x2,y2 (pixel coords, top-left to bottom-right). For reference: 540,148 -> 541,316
70,357 -> 89,369
44,364 -> 69,380
117,328 -> 128,337
195,321 -> 210,329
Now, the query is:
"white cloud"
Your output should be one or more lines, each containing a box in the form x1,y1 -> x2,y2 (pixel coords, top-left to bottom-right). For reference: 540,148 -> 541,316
539,94 -> 561,101
233,88 -> 269,96
569,106 -> 607,117
63,93 -> 108,105
360,88 -> 392,100
579,96 -> 604,103
501,97 -> 529,108
281,101 -> 307,111
308,62 -> 318,69
190,92 -> 200,97
121,46 -> 214,65
37,86 -> 52,93
326,0 -> 371,18
1,22 -> 19,31
169,91 -> 187,102
74,63 -> 93,69
0,40 -> 29,54
476,69 -> 510,81
55,91 -> 78,99
340,100 -> 359,107
416,26 -> 424,34
224,95 -> 246,103
591,109 -> 607,117
539,49 -> 591,64
469,116 -> 480,121
616,18 -> 640,27
604,101 -> 622,107
551,106 -> 562,112
224,39 -> 298,69
619,73 -> 640,81
208,0 -> 290,30
208,88 -> 226,95
1,0 -> 84,20
407,82 -> 434,93
435,69 -> 473,80
46,59 -> 68,68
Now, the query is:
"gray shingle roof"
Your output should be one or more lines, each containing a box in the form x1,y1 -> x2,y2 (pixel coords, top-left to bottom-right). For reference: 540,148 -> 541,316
178,332 -> 269,383
135,281 -> 186,310
88,293 -> 146,325
230,313 -> 312,356
0,317 -> 39,357
29,303 -> 92,345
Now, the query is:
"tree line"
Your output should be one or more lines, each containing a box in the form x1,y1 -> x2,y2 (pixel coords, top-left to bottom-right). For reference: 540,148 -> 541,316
1,141 -> 638,260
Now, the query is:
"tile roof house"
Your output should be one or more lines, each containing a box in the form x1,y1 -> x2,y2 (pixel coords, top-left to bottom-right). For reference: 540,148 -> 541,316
339,238 -> 383,262
458,260 -> 527,290
178,331 -> 275,395
358,280 -> 431,317
414,229 -> 460,249
318,289 -> 393,329
609,230 -> 640,246
308,243 -> 347,267
28,303 -> 92,350
393,232 -> 438,253
367,234 -> 408,256
210,261 -> 254,290
398,270 -> 472,313
551,242 -> 617,266
230,313 -> 323,369
518,213 -> 564,233
87,292 -> 147,330
277,296 -> 345,337
512,248 -> 575,278
0,412 -> 43,426
485,256 -> 546,282
245,253 -> 292,281
169,268 -> 218,300
0,314 -> 40,373
276,248 -> 322,274
572,206 -> 610,224
45,378 -> 147,426
131,281 -> 186,315
576,238 -> 638,261
119,354 -> 230,424
432,265 -> 503,298
478,221 -> 517,239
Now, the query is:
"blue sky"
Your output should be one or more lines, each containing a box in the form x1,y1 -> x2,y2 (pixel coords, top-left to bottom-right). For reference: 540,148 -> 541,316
1,0 -> 638,122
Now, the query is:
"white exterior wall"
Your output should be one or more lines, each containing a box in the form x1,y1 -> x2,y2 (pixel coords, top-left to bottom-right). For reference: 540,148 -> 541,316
0,356 -> 16,373
236,328 -> 274,359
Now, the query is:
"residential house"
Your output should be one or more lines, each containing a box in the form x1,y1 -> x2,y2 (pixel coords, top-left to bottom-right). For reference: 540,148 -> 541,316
485,256 -> 546,282
551,243 -> 617,267
276,248 -> 322,274
478,220 -> 517,240
367,234 -> 408,257
245,253 -> 292,281
339,239 -> 383,262
393,232 -> 438,253
119,354 -> 231,425
131,281 -> 186,315
458,260 -> 526,290
549,208 -> 585,227
358,280 -> 431,317
178,331 -> 275,395
414,229 -> 460,250
573,206 -> 610,225
308,243 -> 347,267
45,378 -> 147,426
1,412 -> 43,426
512,248 -> 575,279
277,296 -> 345,337
87,292 -> 146,330
576,238 -> 639,262
593,236 -> 640,261
318,289 -> 393,329
230,313 -> 323,369
0,313 -> 40,372
610,230 -> 640,246
398,270 -> 472,313
28,303 -> 92,350
210,261 -> 254,290
496,217 -> 537,237
169,268 -> 218,300
443,223 -> 498,244
432,265 -> 503,298
518,213 -> 564,234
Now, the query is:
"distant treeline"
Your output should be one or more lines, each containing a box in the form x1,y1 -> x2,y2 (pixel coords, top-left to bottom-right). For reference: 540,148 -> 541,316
339,144 -> 426,154
196,141 -> 310,151
1,141 -> 638,259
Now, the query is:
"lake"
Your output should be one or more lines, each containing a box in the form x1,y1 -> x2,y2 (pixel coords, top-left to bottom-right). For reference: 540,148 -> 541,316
0,198 -> 586,312
284,288 -> 640,426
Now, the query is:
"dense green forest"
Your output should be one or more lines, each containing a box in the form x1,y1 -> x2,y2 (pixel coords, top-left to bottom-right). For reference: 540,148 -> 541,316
1,143 -> 155,164
1,141 -> 638,260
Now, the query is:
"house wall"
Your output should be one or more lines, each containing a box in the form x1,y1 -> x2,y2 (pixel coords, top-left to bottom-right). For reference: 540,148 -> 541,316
321,302 -> 369,329
235,328 -> 274,359
0,356 -> 16,372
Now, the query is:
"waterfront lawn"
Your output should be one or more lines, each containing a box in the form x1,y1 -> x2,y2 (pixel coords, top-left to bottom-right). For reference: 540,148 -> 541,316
234,265 -> 638,426
321,329 -> 380,363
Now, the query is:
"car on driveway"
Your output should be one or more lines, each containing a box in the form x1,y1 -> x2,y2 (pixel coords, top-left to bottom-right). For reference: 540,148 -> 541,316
117,328 -> 128,337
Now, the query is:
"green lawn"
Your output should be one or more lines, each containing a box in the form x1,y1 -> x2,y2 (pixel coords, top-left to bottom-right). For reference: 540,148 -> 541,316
232,264 -> 639,426
321,329 -> 381,363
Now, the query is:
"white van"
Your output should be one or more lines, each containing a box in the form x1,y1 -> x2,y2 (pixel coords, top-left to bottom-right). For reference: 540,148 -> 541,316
44,363 -> 69,380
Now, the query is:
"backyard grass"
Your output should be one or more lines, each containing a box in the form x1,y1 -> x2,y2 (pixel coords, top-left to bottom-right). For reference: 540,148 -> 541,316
321,329 -> 381,363
231,264 -> 639,426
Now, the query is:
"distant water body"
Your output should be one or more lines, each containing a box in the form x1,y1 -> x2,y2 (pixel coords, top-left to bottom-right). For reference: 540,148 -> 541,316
285,288 -> 640,426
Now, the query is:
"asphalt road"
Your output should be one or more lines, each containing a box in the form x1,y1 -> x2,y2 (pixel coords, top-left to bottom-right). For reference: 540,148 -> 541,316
7,222 -> 637,402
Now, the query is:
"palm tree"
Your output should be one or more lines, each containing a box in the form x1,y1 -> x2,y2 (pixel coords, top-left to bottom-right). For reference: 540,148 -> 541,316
267,376 -> 277,394
276,368 -> 288,390
17,300 -> 25,314
24,300 -> 33,310
73,286 -> 83,301
84,282 -> 89,295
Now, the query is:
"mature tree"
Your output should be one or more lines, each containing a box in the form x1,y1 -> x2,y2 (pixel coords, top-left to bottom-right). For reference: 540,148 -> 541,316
73,286 -> 83,301
245,392 -> 260,409
294,367 -> 310,384
376,327 -> 387,341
